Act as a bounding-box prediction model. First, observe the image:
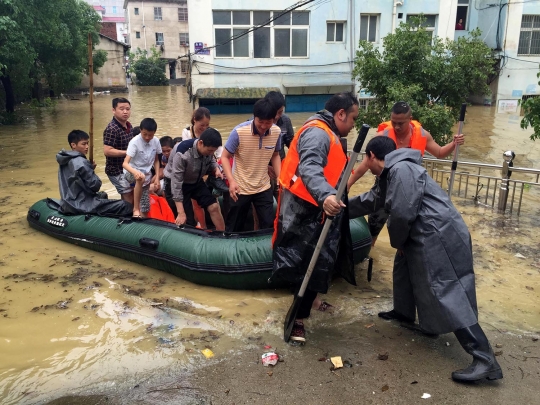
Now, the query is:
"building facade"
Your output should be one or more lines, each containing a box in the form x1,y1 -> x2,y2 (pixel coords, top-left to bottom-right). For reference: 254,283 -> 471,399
187,0 -> 539,113
79,34 -> 129,91
84,0 -> 128,42
124,0 -> 189,81
464,0 -> 540,111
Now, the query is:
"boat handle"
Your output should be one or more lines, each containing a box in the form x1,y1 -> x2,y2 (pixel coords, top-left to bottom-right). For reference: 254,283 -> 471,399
139,238 -> 159,250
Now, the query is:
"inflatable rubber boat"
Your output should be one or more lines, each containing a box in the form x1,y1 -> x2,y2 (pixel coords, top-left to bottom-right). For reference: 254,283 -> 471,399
27,198 -> 372,290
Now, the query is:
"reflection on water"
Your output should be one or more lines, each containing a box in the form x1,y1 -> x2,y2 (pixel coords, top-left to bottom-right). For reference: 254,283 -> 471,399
0,86 -> 539,404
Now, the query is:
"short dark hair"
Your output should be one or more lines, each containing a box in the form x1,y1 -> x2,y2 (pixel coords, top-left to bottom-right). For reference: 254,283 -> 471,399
191,107 -> 211,125
160,136 -> 174,148
112,97 -> 131,108
253,98 -> 278,120
199,128 -> 222,148
265,91 -> 285,109
324,92 -> 359,115
140,117 -> 157,132
365,136 -> 396,160
391,101 -> 412,116
173,136 -> 182,144
68,129 -> 89,146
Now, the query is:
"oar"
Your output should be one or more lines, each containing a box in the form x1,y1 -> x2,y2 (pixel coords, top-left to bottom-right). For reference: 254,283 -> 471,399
283,123 -> 370,343
447,103 -> 466,197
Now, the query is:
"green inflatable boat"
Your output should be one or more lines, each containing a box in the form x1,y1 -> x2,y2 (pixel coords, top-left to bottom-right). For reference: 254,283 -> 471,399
27,198 -> 372,290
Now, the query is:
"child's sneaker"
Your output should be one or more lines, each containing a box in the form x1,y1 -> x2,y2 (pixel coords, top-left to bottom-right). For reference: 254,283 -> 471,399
290,320 -> 306,344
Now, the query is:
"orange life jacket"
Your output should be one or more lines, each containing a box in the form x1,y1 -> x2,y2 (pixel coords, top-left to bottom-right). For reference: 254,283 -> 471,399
278,120 -> 347,207
147,194 -> 175,223
378,120 -> 428,155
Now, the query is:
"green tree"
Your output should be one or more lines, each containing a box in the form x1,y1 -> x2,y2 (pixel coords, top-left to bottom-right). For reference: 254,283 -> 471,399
129,47 -> 169,86
520,67 -> 540,141
0,0 -> 106,113
353,16 -> 495,145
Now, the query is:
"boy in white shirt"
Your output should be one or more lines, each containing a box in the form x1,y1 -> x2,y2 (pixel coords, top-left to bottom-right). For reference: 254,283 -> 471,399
122,118 -> 162,217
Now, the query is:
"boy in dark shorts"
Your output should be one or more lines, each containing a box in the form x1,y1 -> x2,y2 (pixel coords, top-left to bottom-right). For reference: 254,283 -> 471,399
57,130 -> 132,216
170,128 -> 225,231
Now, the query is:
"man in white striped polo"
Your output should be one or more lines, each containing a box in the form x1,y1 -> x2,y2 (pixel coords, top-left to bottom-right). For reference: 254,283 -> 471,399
221,98 -> 282,232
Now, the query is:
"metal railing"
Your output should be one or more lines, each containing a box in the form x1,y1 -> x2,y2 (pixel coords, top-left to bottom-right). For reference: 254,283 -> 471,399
352,151 -> 540,216
423,155 -> 540,216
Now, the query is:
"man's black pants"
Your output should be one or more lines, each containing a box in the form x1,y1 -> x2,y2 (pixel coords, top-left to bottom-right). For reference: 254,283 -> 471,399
225,188 -> 274,232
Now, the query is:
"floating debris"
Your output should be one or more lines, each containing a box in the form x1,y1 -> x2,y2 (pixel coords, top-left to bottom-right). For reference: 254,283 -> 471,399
262,352 -> 278,367
331,356 -> 343,369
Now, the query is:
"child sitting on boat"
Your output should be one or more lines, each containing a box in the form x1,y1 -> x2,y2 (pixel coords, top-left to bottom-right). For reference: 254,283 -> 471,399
122,118 -> 162,218
57,130 -> 132,216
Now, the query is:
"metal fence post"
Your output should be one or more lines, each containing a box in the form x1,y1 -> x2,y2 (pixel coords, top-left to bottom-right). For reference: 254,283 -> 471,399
498,150 -> 515,213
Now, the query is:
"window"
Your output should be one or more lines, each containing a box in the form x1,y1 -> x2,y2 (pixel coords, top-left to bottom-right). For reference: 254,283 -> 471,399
456,0 -> 469,30
406,14 -> 437,41
134,8 -> 139,15
359,99 -> 369,111
518,15 -> 540,55
274,11 -> 309,57
112,6 -> 117,14
327,21 -> 345,42
179,33 -> 189,47
360,14 -> 379,42
155,32 -> 164,46
178,2 -> 188,21
154,7 -> 162,21
135,31 -> 140,39
180,60 -> 189,74
213,10 -> 309,58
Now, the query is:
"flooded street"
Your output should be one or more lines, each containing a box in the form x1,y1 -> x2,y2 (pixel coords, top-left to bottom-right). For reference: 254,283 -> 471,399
0,87 -> 539,404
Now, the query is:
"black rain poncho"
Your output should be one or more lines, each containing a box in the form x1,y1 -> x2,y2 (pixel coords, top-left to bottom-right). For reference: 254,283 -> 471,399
351,149 -> 478,334
57,150 -> 132,216
271,111 -> 355,293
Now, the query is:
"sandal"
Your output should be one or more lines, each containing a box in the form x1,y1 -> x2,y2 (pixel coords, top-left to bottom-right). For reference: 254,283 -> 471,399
290,320 -> 306,344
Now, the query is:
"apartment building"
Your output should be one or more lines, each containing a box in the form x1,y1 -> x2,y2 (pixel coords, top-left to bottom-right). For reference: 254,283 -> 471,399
187,0 -> 539,113
83,0 -> 128,42
124,0 -> 190,81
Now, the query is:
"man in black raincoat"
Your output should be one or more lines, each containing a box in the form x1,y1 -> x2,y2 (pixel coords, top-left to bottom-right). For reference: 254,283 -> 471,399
57,130 -> 133,216
352,136 -> 502,382
272,92 -> 359,344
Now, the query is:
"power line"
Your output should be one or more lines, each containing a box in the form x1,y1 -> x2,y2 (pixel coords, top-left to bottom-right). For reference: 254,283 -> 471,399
177,0 -> 315,60
193,61 -> 351,70
506,56 -> 540,64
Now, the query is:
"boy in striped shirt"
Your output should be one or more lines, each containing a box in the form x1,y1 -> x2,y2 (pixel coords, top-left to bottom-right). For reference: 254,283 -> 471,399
221,98 -> 281,232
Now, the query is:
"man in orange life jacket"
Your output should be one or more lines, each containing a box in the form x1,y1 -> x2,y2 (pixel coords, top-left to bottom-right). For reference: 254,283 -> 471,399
348,101 -> 465,193
348,101 -> 464,327
271,92 -> 359,344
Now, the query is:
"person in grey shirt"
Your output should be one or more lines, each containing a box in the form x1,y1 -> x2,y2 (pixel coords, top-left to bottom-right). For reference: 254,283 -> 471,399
170,128 -> 225,231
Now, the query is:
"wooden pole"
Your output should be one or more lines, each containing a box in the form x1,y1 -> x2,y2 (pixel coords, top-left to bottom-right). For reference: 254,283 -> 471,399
87,33 -> 94,163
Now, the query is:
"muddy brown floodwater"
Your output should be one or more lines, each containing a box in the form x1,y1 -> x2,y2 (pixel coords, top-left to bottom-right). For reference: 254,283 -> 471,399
0,87 -> 539,404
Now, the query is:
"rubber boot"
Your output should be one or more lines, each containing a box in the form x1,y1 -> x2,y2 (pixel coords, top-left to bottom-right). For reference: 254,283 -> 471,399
452,323 -> 503,382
